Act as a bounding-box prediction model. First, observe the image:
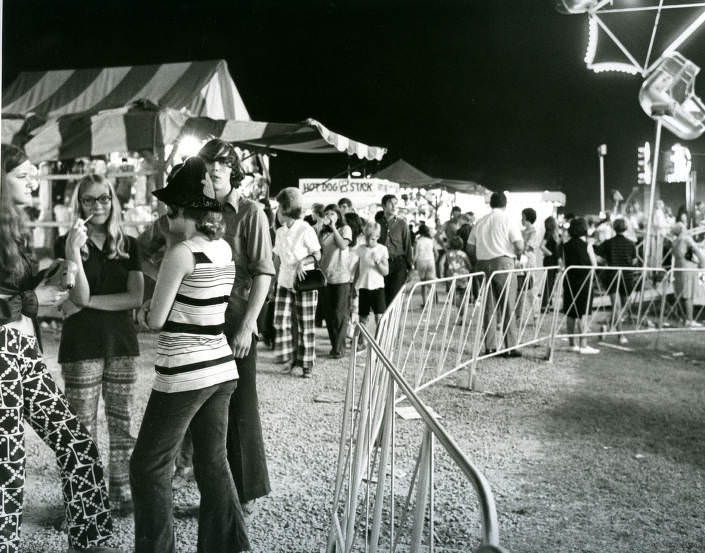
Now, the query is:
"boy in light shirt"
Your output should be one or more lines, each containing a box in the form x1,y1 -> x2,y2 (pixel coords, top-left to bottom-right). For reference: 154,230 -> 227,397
353,222 -> 390,348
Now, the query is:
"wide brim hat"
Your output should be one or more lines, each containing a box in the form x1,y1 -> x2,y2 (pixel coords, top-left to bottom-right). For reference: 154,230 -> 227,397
152,157 -> 221,211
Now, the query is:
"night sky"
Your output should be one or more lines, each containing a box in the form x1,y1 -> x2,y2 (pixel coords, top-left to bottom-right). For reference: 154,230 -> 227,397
4,0 -> 705,211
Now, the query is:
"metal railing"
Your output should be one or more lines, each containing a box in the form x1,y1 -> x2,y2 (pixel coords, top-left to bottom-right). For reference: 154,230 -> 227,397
328,321 -> 508,553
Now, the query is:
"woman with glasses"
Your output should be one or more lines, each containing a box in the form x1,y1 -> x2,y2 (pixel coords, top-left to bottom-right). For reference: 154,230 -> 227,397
0,144 -> 121,552
55,174 -> 144,514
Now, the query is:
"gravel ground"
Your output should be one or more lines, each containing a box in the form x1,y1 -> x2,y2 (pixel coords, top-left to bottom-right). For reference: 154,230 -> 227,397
18,324 -> 705,552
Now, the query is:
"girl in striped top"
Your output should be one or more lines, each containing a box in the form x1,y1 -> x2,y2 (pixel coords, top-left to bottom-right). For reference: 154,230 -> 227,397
130,158 -> 249,553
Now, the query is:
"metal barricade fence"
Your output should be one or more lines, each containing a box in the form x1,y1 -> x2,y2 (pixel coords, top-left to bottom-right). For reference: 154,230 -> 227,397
657,266 -> 705,335
393,272 -> 486,396
328,322 -> 508,553
546,266 -> 668,357
467,267 -> 559,388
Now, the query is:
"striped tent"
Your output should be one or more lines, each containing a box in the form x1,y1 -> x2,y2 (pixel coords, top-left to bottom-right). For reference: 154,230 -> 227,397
3,60 -> 386,162
3,59 -> 249,121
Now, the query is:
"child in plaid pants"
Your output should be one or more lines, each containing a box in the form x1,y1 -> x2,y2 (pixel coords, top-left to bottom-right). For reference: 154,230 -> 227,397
273,287 -> 318,376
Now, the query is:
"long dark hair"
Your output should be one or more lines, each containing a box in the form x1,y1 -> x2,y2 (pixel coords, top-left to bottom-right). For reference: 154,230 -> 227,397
0,144 -> 31,282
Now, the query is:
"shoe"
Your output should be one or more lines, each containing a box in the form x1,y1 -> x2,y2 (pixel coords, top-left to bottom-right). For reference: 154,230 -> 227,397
569,345 -> 581,353
579,345 -> 600,354
329,351 -> 343,359
280,362 -> 294,374
484,348 -> 497,356
301,368 -> 312,379
618,335 -> 629,345
502,350 -> 522,358
356,342 -> 367,353
685,320 -> 703,328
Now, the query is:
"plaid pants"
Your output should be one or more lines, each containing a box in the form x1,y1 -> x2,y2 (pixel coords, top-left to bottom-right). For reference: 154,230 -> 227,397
0,327 -> 112,552
274,286 -> 318,369
62,356 -> 138,503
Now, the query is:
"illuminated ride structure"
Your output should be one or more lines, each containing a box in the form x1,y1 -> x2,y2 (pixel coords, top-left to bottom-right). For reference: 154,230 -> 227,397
557,1 -> 705,265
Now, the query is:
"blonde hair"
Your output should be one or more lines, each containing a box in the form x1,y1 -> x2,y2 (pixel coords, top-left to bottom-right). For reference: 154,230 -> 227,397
70,174 -> 129,261
362,221 -> 381,240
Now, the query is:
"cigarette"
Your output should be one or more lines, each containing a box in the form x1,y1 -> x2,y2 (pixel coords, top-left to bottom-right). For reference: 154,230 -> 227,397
83,214 -> 95,223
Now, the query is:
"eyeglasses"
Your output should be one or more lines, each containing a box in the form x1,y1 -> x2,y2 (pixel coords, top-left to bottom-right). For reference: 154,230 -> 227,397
80,194 -> 112,207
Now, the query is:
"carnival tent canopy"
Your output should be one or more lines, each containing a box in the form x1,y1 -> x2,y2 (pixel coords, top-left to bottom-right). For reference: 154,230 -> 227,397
373,159 -> 490,196
3,59 -> 249,121
373,159 -> 440,187
18,104 -> 387,162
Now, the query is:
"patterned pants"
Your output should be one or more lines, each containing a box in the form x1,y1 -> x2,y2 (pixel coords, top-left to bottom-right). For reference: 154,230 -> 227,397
61,357 -> 138,503
273,286 -> 318,369
0,326 -> 112,552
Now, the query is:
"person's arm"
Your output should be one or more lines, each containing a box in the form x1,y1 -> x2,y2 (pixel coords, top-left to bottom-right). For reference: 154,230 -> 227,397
63,219 -> 91,307
540,239 -> 552,257
330,223 -> 350,250
376,248 -> 390,277
512,239 -> 524,257
689,237 -> 705,268
85,271 -> 144,311
587,242 -> 598,267
402,222 -> 413,268
145,243 -> 193,330
137,216 -> 169,281
231,207 -> 276,357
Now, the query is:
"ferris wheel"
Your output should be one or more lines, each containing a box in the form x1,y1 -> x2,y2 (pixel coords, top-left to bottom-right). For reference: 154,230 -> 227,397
557,0 -> 705,140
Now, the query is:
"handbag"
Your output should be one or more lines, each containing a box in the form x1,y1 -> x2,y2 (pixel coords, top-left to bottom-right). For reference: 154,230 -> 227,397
294,258 -> 327,292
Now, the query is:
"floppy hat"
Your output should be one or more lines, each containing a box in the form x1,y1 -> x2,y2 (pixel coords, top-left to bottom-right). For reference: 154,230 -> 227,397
152,157 -> 221,211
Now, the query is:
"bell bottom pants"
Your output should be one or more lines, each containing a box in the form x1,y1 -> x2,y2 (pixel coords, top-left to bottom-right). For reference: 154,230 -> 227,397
0,326 -> 113,553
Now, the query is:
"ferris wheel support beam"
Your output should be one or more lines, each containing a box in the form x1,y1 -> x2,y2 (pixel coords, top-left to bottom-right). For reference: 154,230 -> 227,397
647,9 -> 705,73
592,15 -> 644,73
597,3 -> 705,14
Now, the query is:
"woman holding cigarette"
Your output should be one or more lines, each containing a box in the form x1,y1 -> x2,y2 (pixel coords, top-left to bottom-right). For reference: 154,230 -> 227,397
55,174 -> 144,514
0,144 -> 121,552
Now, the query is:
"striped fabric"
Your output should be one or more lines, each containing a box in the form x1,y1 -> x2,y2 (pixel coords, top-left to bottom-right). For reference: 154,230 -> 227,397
3,60 -> 249,121
153,242 -> 238,393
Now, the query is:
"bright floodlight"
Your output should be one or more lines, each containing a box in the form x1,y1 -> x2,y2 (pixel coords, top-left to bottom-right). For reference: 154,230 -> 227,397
175,135 -> 203,160
666,143 -> 692,183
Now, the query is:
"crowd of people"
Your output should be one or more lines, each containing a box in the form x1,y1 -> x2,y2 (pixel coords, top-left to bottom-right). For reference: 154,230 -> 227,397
2,136 -> 705,552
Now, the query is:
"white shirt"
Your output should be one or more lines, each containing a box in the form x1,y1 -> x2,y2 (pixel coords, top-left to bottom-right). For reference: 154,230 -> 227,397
414,236 -> 435,263
354,243 -> 388,290
468,208 -> 522,261
273,219 -> 321,289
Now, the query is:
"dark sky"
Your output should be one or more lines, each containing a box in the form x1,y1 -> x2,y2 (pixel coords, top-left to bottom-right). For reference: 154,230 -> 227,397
4,0 -> 705,211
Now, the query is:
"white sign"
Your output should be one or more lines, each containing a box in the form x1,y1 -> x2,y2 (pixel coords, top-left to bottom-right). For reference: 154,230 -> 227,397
298,178 -> 399,208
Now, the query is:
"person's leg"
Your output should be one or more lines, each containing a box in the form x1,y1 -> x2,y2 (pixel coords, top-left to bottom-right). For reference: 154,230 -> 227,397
576,315 -> 587,348
296,289 -> 318,374
227,338 -> 271,504
61,358 -> 103,441
273,286 -> 294,365
567,316 -> 576,347
130,387 -> 211,553
22,341 -> 113,550
330,283 -> 350,355
102,356 -> 138,507
479,263 -> 498,352
191,381 -> 250,553
498,264 -> 519,348
0,329 -> 27,553
321,285 -> 337,351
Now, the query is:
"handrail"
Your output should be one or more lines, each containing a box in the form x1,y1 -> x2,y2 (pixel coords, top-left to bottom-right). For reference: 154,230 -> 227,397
356,322 -> 503,549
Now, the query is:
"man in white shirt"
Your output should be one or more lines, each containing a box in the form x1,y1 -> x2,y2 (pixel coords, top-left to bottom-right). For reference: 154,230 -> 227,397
467,192 -> 524,356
